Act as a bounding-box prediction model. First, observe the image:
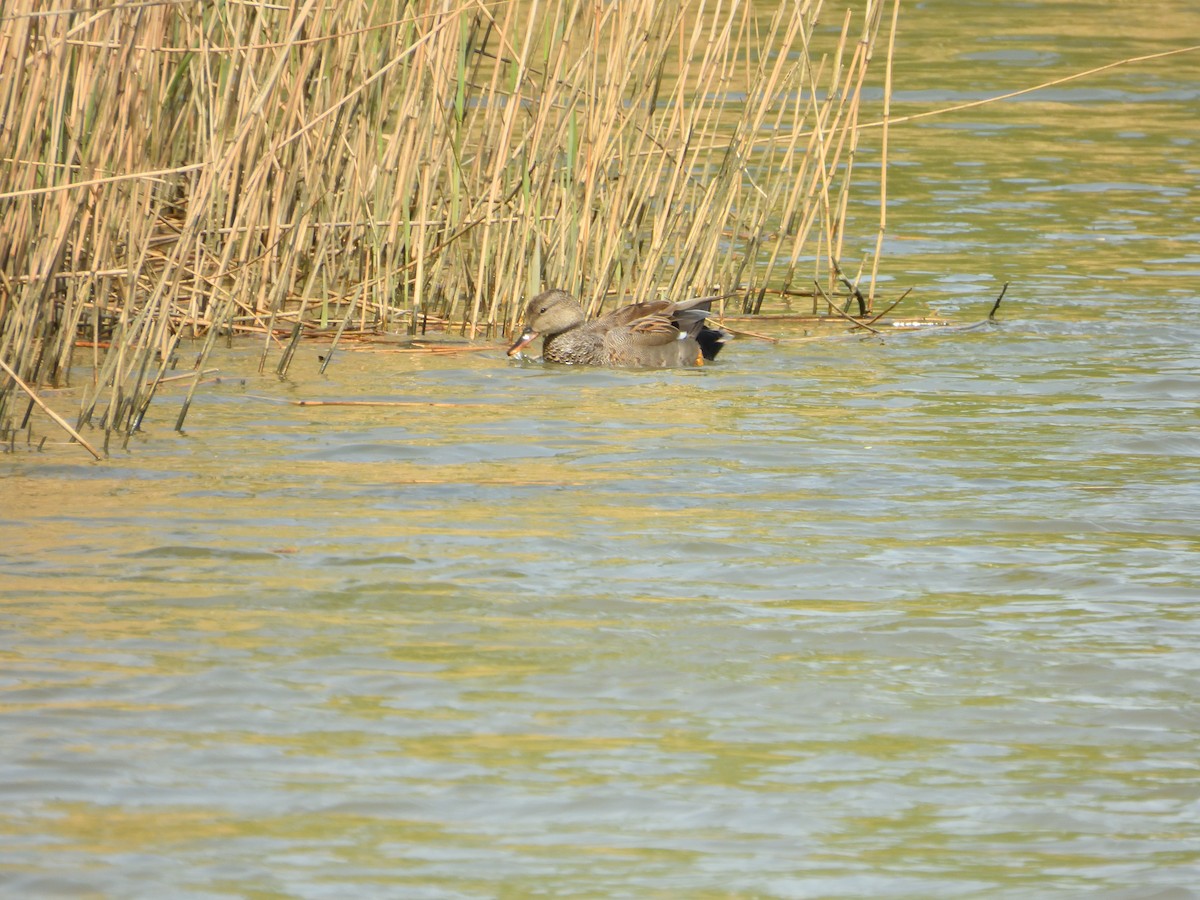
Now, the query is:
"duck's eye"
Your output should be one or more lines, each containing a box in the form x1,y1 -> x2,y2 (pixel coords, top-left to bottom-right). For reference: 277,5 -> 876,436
538,306 -> 547,314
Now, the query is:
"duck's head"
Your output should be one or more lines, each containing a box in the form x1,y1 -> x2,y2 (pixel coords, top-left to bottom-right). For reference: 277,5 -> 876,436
506,289 -> 586,356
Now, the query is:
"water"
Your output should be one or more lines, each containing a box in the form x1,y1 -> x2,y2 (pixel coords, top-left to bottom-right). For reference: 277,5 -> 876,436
3,1 -> 1200,896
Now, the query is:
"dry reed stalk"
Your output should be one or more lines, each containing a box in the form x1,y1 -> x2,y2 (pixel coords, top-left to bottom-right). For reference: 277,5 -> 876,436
2,0 -> 895,444
867,0 -> 900,306
854,43 -> 1200,132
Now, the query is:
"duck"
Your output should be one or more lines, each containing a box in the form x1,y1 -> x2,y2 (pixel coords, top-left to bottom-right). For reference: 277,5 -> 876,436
506,289 -> 730,367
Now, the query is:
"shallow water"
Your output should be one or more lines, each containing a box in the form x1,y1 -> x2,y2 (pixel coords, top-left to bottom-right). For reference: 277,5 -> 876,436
3,1 -> 1200,896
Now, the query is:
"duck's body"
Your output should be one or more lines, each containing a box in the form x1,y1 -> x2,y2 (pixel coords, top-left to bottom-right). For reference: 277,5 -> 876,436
507,289 -> 729,367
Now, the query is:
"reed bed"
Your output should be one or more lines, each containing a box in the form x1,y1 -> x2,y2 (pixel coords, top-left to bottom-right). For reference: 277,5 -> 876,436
1,0 -> 894,448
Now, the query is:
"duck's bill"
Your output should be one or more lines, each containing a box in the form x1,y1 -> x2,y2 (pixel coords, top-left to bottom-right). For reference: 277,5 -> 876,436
506,327 -> 538,357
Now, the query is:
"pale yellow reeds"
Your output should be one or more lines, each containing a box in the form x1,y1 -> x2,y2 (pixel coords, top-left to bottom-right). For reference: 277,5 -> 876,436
0,0 -> 892,445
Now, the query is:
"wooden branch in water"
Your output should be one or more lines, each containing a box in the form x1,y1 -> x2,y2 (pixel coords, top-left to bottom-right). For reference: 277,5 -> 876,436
245,395 -> 487,408
0,356 -> 102,459
837,274 -> 869,317
720,325 -> 779,343
341,344 -> 496,354
859,287 -> 913,329
989,282 -> 1009,321
813,281 -> 881,334
289,400 -> 480,407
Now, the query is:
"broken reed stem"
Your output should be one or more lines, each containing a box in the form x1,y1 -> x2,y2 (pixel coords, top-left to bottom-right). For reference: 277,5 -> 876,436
0,355 -> 102,459
861,286 -> 913,327
813,279 -> 881,334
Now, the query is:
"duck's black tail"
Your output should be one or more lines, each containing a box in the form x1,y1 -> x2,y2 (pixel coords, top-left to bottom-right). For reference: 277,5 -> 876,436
675,297 -> 733,361
696,324 -> 731,360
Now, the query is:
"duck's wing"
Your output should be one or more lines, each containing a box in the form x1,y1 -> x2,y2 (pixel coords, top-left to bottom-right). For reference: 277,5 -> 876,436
615,314 -> 685,346
593,300 -> 674,329
593,294 -> 727,339
665,295 -> 721,314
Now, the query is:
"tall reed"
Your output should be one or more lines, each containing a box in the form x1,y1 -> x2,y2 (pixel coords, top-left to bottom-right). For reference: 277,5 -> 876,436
0,0 -> 892,445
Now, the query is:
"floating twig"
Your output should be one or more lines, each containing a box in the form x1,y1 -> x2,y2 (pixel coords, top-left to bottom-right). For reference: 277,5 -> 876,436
289,400 -> 482,408
245,394 -> 487,408
720,325 -> 779,343
341,344 -> 496,354
157,368 -> 219,385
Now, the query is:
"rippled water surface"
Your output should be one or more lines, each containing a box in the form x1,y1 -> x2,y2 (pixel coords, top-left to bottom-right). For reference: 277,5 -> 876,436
3,1 -> 1199,896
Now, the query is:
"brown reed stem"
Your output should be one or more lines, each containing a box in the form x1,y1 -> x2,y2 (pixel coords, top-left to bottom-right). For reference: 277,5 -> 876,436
867,0 -> 901,307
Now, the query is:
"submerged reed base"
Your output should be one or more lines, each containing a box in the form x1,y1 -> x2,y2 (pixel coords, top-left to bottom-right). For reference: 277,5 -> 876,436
1,0 -> 903,451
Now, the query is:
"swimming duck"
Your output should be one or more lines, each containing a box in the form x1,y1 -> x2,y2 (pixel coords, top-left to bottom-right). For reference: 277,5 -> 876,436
506,289 -> 730,367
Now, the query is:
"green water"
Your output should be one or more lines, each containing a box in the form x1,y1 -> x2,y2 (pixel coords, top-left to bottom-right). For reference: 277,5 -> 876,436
3,1 -> 1199,896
